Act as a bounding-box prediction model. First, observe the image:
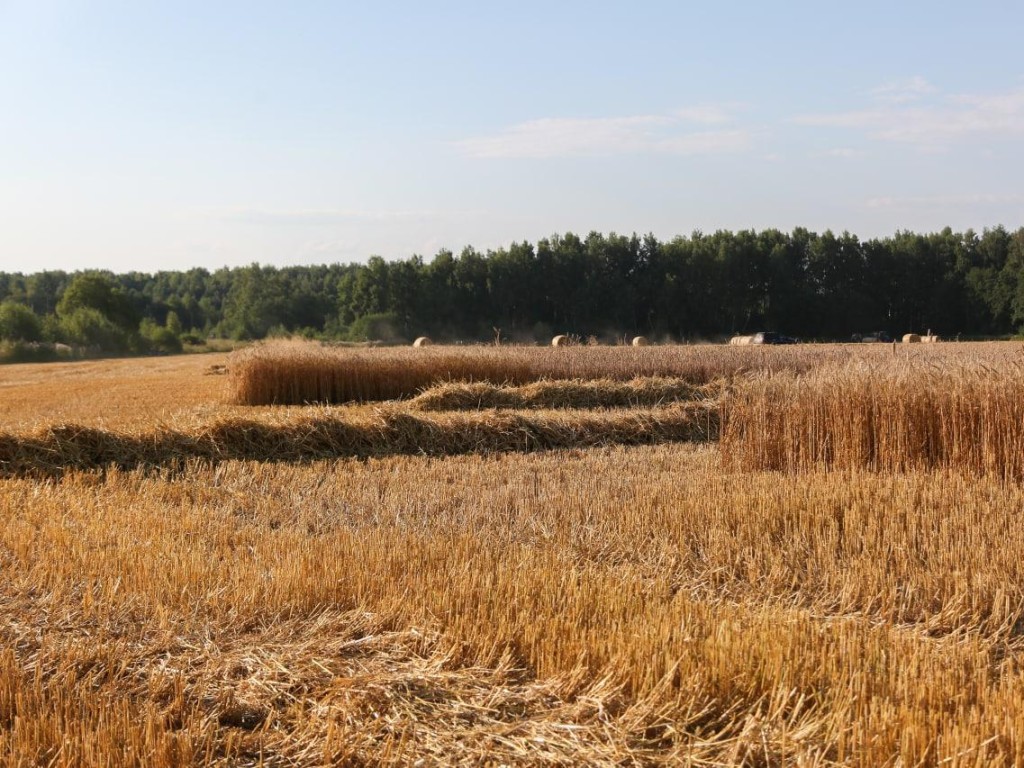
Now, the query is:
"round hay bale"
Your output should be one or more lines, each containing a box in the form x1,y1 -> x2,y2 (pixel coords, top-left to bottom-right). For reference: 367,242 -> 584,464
631,336 -> 649,347
729,335 -> 753,346
902,333 -> 921,343
922,334 -> 940,343
551,335 -> 569,347
412,336 -> 432,347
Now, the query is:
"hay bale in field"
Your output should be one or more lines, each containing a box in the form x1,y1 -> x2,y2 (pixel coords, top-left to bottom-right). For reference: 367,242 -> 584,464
729,335 -> 753,346
631,336 -> 649,347
551,335 -> 569,347
413,336 -> 432,347
902,333 -> 921,343
922,334 -> 940,343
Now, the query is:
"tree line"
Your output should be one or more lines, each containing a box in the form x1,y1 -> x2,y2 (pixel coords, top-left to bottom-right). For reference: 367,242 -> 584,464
1,226 -> 1023,358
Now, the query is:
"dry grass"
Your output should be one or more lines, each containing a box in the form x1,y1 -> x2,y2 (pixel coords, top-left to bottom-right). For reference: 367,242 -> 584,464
409,377 -> 722,411
721,357 -> 1024,478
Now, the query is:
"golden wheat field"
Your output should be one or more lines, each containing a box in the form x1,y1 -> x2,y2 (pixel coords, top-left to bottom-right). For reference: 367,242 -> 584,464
2,341 -> 1024,766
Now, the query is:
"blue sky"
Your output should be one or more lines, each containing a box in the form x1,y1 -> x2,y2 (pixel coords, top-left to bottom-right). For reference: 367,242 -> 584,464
2,0 -> 1023,273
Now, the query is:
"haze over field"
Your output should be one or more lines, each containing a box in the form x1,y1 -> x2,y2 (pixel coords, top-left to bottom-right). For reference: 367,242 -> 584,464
2,0 -> 1023,273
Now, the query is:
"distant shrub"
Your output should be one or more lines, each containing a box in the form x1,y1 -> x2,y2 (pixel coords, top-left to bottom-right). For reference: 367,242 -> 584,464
140,319 -> 183,354
59,308 -> 131,352
180,333 -> 207,346
347,313 -> 405,344
0,341 -> 58,364
0,302 -> 43,343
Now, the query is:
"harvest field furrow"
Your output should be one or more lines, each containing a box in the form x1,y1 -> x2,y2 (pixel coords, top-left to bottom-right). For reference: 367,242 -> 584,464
2,343 -> 1024,765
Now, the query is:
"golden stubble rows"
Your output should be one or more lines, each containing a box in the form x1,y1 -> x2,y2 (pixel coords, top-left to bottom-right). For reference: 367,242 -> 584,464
2,445 -> 1024,765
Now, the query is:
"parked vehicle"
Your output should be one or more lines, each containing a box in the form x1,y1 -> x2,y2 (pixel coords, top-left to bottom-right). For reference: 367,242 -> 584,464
851,331 -> 893,343
750,331 -> 798,345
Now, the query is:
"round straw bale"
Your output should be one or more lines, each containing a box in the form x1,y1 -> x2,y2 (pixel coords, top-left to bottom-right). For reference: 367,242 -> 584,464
922,334 -> 940,343
729,335 -> 753,346
631,336 -> 649,347
902,333 -> 921,343
413,336 -> 432,347
551,335 -> 569,347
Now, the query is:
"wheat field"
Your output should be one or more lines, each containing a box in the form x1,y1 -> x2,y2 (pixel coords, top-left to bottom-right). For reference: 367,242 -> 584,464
1,342 -> 1023,765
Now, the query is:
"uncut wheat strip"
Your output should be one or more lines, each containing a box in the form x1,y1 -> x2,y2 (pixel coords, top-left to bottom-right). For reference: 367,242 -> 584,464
720,361 -> 1024,478
229,344 -> 539,405
228,340 -> 872,406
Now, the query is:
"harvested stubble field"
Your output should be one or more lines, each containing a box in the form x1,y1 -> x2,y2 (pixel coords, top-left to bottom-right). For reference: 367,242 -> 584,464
0,353 -> 232,430
2,341 -> 1024,766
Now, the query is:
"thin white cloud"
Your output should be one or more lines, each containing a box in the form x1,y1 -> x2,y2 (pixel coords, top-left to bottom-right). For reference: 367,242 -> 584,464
651,129 -> 751,155
456,107 -> 752,159
671,103 -> 743,124
818,147 -> 861,158
196,208 -> 473,225
307,238 -> 362,254
796,111 -> 881,129
794,82 -> 1024,149
869,76 -> 937,104
866,193 -> 1024,209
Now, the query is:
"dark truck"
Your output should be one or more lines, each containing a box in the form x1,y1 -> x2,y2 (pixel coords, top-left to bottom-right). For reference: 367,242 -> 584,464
750,331 -> 798,345
851,332 -> 893,343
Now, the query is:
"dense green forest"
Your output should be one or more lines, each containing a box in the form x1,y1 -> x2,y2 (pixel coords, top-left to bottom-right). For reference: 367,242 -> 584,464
2,226 -> 1023,359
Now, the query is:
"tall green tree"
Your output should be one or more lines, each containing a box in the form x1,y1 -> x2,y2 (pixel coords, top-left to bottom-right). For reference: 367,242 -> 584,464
56,273 -> 139,333
220,265 -> 288,339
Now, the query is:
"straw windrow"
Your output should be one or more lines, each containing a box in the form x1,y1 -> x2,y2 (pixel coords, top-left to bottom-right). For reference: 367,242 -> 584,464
0,404 -> 718,477
409,377 -> 722,411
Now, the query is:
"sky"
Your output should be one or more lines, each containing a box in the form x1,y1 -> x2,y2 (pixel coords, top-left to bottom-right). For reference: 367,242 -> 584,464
2,0 -> 1023,274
